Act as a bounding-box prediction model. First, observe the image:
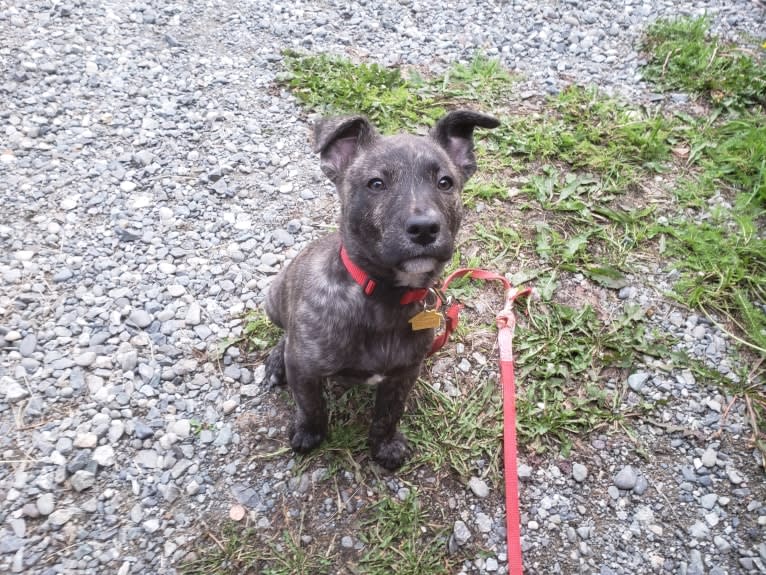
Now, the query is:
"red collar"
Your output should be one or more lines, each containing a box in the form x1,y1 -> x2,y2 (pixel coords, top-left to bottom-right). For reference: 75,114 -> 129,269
340,245 -> 429,305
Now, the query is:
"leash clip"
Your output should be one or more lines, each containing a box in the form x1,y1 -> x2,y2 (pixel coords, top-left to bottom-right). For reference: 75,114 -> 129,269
423,287 -> 445,310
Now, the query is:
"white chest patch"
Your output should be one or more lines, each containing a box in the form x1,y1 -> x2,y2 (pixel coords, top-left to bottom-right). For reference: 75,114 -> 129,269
364,374 -> 386,386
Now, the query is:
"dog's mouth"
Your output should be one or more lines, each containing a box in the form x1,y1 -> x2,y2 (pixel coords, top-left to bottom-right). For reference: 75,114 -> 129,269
398,257 -> 439,274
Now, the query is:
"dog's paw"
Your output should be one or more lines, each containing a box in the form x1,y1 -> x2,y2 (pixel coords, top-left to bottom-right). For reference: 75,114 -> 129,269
263,340 -> 287,389
289,424 -> 325,453
371,432 -> 412,470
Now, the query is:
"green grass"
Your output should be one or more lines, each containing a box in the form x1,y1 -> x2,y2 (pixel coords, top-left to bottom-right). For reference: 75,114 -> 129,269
282,51 -> 445,133
294,372 -> 506,480
182,523 -> 333,575
282,52 -> 515,134
403,375 -> 504,477
638,17 -> 766,454
675,352 -> 766,465
688,114 -> 766,205
488,85 -> 674,188
242,310 -> 282,349
515,302 -> 666,454
662,208 -> 766,354
472,222 -> 523,262
359,490 -> 456,575
637,17 -> 766,357
642,16 -> 766,109
463,180 -> 509,207
438,53 -> 515,105
293,385 -> 370,477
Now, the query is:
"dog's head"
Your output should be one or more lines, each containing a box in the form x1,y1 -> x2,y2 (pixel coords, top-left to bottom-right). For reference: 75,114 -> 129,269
314,111 -> 499,288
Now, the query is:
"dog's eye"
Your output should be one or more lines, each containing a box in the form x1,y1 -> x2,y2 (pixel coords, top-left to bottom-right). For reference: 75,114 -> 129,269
437,176 -> 454,191
367,178 -> 386,192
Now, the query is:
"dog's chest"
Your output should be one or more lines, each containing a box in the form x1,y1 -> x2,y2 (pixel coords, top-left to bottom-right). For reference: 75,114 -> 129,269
345,321 -> 432,373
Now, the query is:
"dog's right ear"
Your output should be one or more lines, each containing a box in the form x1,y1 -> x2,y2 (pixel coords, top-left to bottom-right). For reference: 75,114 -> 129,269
313,116 -> 377,183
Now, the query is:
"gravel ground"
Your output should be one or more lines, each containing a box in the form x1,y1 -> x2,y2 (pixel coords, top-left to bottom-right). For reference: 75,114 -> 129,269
1,1 -> 765,574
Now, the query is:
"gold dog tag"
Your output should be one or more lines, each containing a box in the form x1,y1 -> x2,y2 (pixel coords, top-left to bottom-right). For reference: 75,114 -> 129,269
409,309 -> 442,331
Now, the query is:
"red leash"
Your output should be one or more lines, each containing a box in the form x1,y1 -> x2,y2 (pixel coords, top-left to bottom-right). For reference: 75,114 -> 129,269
432,268 -> 532,575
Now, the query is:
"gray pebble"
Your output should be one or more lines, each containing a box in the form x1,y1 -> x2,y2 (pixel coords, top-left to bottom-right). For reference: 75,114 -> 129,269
475,512 -> 493,533
701,448 -> 718,468
700,494 -> 718,510
48,508 -> 74,526
133,420 -> 154,439
726,467 -> 745,485
614,465 -> 637,490
18,334 -> 37,357
223,365 -> 241,380
273,228 -> 295,247
633,474 -> 649,495
75,351 -> 97,366
4,380 -> 30,403
627,372 -> 650,392
0,535 -> 25,554
185,302 -> 202,326
453,520 -> 471,545
468,476 -> 490,498
53,268 -> 74,282
214,425 -> 233,446
572,463 -> 588,483
36,493 -> 55,516
70,470 -> 96,492
688,521 -> 710,539
518,464 -> 532,479
92,445 -> 116,467
128,309 -> 154,328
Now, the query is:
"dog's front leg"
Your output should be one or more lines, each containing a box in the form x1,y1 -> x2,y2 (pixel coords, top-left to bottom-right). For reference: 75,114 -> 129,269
286,360 -> 327,453
369,366 -> 419,470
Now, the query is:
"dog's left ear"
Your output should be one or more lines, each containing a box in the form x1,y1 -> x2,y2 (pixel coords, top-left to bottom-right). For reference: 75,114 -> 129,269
313,116 -> 378,183
431,111 -> 500,180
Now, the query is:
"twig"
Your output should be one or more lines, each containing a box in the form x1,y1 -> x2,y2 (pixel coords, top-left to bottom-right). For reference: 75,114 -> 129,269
705,44 -> 720,71
744,394 -> 766,469
699,304 -> 766,355
660,48 -> 678,79
206,530 -> 226,552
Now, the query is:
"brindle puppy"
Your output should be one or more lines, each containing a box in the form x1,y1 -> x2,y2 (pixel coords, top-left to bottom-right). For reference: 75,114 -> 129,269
264,111 -> 499,470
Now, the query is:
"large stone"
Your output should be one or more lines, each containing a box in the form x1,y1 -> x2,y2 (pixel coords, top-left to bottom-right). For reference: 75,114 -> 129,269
4,380 -> 29,403
572,463 -> 588,483
36,493 -> 55,516
453,520 -> 471,545
73,433 -> 98,449
18,334 -> 37,357
468,476 -> 490,498
627,372 -> 650,392
614,466 -> 637,490
128,310 -> 153,328
70,470 -> 96,492
92,445 -> 115,467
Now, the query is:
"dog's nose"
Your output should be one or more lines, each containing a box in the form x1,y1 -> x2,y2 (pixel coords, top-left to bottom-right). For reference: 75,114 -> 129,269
405,215 -> 441,245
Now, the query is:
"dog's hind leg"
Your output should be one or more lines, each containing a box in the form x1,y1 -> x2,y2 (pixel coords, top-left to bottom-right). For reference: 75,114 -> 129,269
368,368 -> 418,470
263,336 -> 287,388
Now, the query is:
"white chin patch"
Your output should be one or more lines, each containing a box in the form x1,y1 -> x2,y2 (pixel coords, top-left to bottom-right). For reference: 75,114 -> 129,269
400,257 -> 437,274
395,258 -> 439,287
